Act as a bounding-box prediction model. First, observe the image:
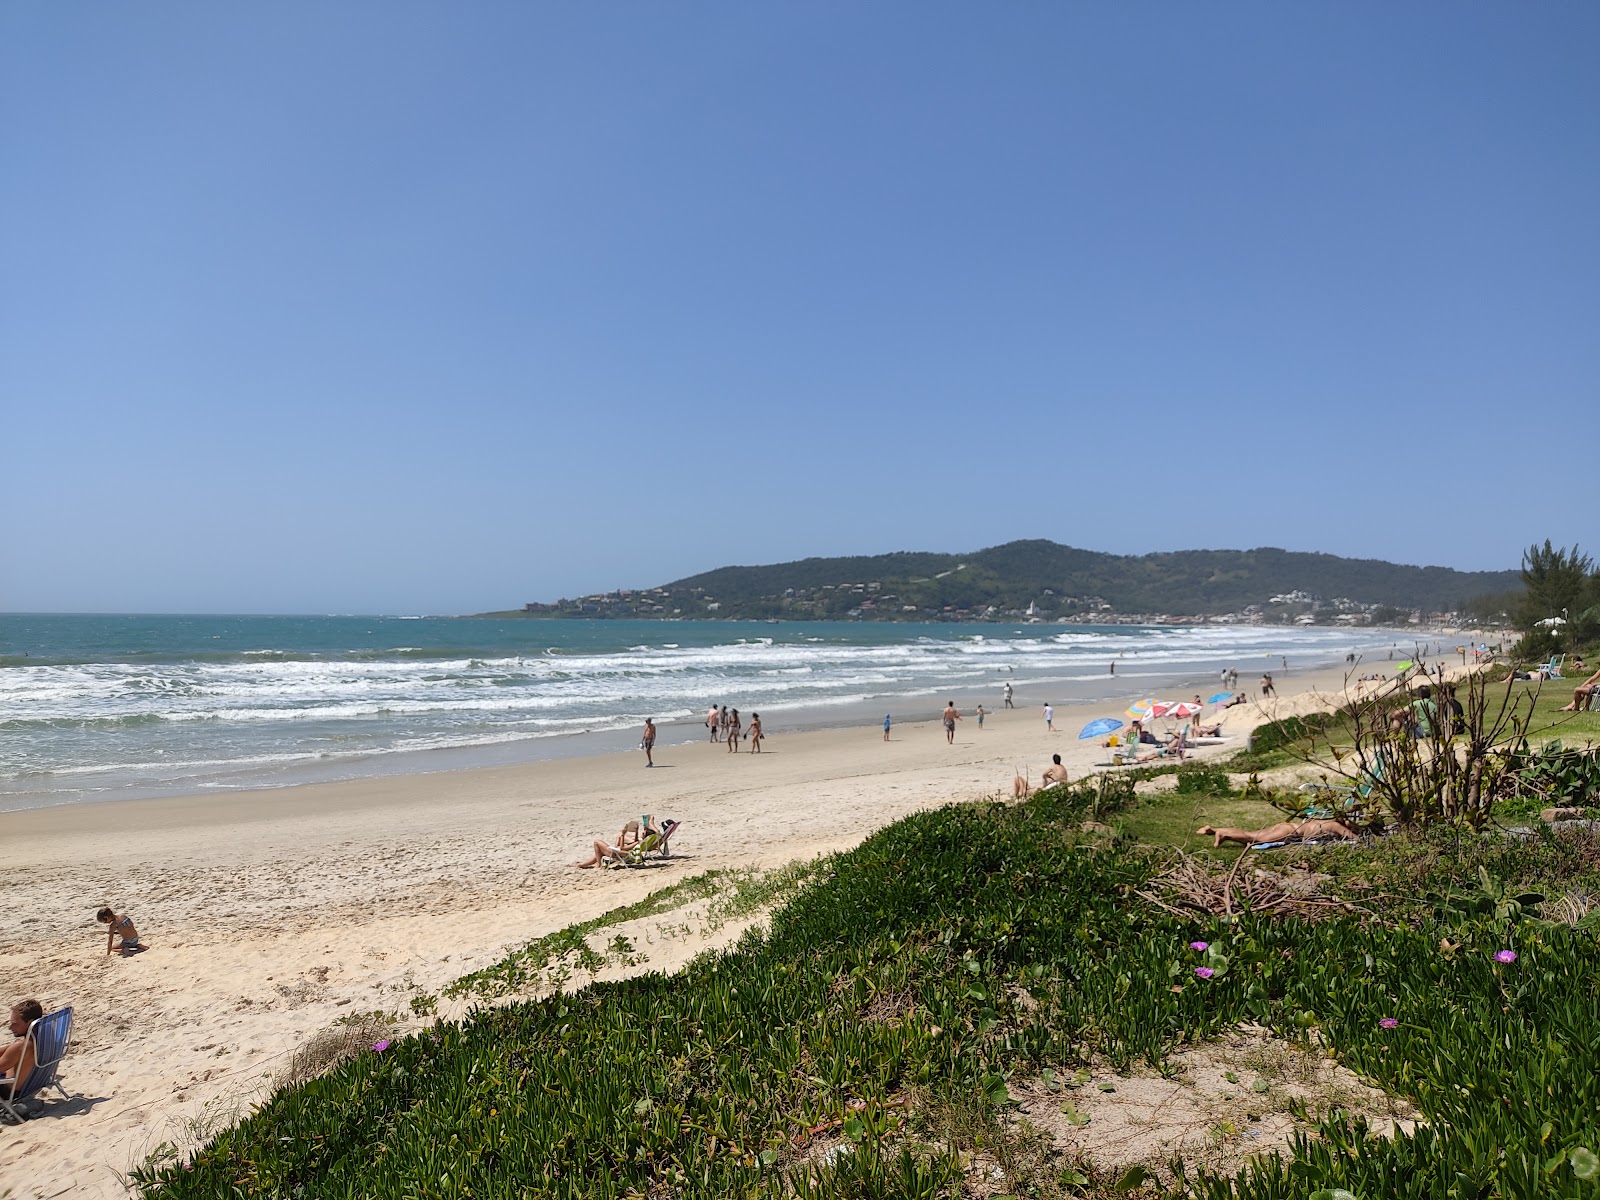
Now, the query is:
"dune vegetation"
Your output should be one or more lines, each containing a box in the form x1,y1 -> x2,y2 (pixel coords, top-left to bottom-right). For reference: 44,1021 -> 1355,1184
132,746 -> 1600,1199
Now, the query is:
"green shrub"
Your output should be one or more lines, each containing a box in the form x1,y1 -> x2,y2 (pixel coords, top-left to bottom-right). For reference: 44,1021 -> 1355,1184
134,783 -> 1600,1200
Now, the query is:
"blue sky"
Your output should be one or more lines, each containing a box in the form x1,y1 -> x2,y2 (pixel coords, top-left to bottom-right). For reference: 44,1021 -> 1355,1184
3,4 -> 1596,614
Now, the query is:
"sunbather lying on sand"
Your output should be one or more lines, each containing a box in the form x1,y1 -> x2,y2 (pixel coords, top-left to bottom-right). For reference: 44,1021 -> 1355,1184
1197,819 -> 1358,847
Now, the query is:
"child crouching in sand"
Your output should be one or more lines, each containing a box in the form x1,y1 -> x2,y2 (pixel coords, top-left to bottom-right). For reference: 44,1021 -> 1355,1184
97,907 -> 141,955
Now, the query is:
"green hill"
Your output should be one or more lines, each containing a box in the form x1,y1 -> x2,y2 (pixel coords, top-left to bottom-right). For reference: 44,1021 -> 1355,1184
522,540 -> 1518,622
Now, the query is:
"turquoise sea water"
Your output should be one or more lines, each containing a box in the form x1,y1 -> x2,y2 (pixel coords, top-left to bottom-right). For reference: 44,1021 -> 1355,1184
0,614 -> 1414,811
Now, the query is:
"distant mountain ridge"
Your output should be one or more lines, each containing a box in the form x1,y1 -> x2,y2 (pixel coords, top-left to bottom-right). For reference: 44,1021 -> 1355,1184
517,541 -> 1520,623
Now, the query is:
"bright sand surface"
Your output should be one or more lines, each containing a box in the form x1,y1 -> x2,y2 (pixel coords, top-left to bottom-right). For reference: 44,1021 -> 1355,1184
0,661 -> 1391,1197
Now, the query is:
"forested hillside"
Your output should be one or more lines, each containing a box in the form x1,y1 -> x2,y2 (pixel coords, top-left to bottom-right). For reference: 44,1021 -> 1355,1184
517,540 -> 1519,622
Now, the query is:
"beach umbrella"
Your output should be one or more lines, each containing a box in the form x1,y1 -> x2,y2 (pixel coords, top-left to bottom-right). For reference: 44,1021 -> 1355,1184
1125,698 -> 1155,721
1149,701 -> 1176,719
1079,717 -> 1123,740
1167,702 -> 1202,719
1207,691 -> 1234,705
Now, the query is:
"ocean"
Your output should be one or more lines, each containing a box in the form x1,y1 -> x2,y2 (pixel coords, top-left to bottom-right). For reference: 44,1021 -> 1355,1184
0,614 -> 1417,811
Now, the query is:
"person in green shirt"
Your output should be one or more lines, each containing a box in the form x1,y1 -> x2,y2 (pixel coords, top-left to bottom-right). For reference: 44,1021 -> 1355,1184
1409,685 -> 1437,737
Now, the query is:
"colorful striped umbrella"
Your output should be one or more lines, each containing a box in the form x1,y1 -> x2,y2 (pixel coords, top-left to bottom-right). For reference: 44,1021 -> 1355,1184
1125,698 -> 1155,721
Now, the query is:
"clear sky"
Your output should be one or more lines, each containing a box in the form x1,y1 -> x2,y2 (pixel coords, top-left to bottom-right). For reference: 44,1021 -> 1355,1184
3,4 -> 1596,614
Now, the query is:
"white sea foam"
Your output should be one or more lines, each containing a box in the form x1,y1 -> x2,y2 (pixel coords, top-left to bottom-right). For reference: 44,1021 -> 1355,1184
0,621 -> 1416,808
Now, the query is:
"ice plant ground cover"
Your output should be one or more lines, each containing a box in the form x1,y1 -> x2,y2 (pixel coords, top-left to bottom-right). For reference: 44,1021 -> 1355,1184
134,780 -> 1600,1199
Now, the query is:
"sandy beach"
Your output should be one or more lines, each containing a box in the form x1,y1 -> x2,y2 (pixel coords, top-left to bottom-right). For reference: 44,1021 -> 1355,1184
0,662 -> 1383,1197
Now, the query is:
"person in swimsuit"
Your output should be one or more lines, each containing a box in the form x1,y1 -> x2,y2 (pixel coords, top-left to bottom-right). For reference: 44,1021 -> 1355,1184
747,713 -> 763,753
0,1000 -> 44,1089
726,709 -> 742,752
97,907 -> 140,955
707,705 -> 720,742
976,704 -> 985,730
641,718 -> 656,767
574,819 -> 645,868
943,701 -> 960,744
719,706 -> 729,740
883,713 -> 892,741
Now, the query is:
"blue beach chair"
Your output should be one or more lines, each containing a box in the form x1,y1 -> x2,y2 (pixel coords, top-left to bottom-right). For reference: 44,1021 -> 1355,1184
0,1005 -> 74,1123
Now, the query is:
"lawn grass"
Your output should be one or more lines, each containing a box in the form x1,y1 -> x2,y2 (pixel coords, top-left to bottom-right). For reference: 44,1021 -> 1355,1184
1115,789 -> 1284,858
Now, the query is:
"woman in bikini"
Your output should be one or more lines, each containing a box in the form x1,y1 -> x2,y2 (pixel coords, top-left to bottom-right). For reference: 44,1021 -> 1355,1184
747,713 -> 763,753
726,708 -> 742,752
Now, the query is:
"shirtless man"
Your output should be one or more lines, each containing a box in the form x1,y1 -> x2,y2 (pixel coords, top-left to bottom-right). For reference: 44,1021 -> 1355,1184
1041,754 -> 1068,787
1196,819 -> 1358,848
1558,668 -> 1600,712
0,1000 -> 44,1089
641,718 -> 656,767
943,701 -> 961,744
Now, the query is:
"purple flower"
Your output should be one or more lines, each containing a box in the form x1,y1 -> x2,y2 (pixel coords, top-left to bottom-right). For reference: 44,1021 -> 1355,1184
1189,941 -> 1209,952
1494,950 -> 1517,964
1379,1018 -> 1399,1029
372,1039 -> 391,1053
1194,966 -> 1215,979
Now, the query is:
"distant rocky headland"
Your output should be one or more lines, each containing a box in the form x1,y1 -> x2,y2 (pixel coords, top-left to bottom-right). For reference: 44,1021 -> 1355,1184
487,540 -> 1519,626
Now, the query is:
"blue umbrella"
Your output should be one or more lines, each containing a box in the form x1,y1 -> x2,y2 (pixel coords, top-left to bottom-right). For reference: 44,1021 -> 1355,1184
1079,717 -> 1124,740
1207,692 -> 1234,705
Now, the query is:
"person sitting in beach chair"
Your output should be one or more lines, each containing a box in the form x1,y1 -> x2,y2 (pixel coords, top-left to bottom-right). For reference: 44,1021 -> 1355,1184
619,818 -> 682,865
1197,818 -> 1358,848
0,999 -> 75,1126
573,818 -> 647,869
1559,667 -> 1600,713
0,1001 -> 43,1097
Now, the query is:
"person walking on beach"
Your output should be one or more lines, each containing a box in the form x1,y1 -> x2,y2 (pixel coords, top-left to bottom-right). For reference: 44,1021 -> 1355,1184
719,705 -> 729,740
707,704 -> 720,742
1003,681 -> 1014,709
641,718 -> 656,767
1260,674 -> 1275,699
943,701 -> 961,744
747,713 -> 763,753
976,703 -> 985,730
1043,703 -> 1054,732
883,713 -> 892,741
726,708 -> 742,752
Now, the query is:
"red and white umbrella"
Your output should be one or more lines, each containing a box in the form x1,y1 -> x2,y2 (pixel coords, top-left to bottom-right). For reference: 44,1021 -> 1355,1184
1166,702 -> 1203,720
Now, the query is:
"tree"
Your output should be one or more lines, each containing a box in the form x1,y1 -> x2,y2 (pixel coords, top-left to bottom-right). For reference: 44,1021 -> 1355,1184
1517,541 -> 1593,634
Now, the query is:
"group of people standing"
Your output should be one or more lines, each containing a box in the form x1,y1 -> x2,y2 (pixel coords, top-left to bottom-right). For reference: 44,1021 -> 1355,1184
704,705 -> 763,753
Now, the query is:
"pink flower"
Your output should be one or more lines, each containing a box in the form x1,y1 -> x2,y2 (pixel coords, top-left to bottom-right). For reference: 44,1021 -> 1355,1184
1189,941 -> 1209,952
1494,950 -> 1517,964
1194,966 -> 1215,979
372,1039 -> 391,1053
1379,1018 -> 1399,1029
